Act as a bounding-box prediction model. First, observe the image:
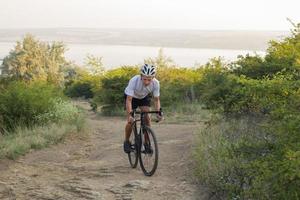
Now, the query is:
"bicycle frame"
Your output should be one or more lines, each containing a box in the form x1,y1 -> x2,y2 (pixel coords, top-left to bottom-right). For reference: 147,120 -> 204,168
131,110 -> 160,146
128,109 -> 161,176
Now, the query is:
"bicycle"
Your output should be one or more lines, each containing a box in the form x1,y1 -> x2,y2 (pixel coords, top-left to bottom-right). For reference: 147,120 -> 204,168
127,109 -> 162,176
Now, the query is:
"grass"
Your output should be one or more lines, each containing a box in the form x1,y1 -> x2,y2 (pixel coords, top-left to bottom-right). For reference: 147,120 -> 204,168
0,113 -> 87,160
193,116 -> 269,199
193,119 -> 237,198
100,105 -> 125,116
164,103 -> 212,124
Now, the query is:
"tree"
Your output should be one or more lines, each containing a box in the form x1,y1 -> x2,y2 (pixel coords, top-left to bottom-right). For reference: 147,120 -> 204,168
231,21 -> 300,79
84,54 -> 105,75
2,34 -> 68,86
262,20 -> 300,76
144,48 -> 175,68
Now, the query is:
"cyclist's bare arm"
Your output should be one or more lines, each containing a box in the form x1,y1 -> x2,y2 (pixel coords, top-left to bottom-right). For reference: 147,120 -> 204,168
154,96 -> 161,111
154,96 -> 163,121
126,95 -> 133,114
126,95 -> 135,123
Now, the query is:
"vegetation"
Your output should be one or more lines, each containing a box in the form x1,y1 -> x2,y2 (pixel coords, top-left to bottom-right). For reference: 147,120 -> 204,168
64,54 -> 103,99
194,23 -> 300,199
0,22 -> 299,199
0,35 -> 86,160
0,117 -> 85,160
2,34 -> 69,86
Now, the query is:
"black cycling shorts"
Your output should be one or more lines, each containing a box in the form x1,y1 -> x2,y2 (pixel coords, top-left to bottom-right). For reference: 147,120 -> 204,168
124,94 -> 151,110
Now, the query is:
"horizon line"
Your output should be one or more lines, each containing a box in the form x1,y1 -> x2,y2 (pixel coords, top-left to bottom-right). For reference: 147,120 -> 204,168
0,27 -> 290,32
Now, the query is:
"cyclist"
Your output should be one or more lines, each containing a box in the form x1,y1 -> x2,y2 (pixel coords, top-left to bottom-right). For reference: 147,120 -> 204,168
123,64 -> 162,153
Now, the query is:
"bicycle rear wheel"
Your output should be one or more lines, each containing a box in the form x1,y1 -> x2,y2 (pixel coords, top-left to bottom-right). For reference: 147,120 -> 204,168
128,122 -> 138,168
139,126 -> 159,176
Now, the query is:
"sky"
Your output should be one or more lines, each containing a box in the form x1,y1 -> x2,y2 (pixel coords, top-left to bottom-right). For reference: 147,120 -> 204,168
0,0 -> 299,30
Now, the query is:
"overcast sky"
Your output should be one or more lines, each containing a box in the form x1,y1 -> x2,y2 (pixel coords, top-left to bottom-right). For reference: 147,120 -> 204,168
0,0 -> 299,30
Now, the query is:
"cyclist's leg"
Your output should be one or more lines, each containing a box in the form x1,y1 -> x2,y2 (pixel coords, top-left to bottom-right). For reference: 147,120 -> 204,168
140,94 -> 152,127
124,120 -> 133,153
140,106 -> 151,127
124,95 -> 138,153
140,106 -> 151,146
124,94 -> 137,140
139,94 -> 152,144
125,120 -> 132,140
124,94 -> 131,141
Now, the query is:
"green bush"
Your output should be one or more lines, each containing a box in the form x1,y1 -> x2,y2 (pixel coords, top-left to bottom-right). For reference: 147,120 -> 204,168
157,67 -> 200,106
195,116 -> 279,199
195,72 -> 300,199
194,23 -> 300,199
96,66 -> 139,108
231,54 -> 266,78
94,65 -> 201,113
195,59 -> 243,113
35,98 -> 80,124
0,81 -> 64,132
64,66 -> 102,99
231,23 -> 300,79
65,81 -> 94,98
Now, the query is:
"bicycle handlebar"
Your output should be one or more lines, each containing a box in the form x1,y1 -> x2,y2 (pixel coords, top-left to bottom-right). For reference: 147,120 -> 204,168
131,108 -> 163,115
133,111 -> 161,114
131,109 -> 163,123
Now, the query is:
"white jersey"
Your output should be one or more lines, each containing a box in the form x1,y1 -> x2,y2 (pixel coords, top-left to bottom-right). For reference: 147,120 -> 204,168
124,75 -> 160,99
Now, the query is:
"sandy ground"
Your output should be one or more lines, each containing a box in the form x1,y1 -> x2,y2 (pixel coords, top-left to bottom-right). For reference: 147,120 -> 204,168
0,101 -> 210,200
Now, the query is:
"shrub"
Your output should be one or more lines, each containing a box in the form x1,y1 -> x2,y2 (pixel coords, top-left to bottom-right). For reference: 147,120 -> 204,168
194,23 -> 300,199
35,98 -> 80,125
64,64 -> 102,99
65,81 -> 94,99
96,66 -> 139,108
157,67 -> 200,106
0,81 -> 63,132
195,116 -> 275,199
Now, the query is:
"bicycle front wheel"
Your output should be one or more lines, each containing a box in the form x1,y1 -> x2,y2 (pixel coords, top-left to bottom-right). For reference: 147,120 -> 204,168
139,126 -> 159,176
128,122 -> 138,168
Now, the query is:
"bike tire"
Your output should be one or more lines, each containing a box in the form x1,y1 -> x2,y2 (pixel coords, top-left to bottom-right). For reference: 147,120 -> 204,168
139,126 -> 159,176
128,122 -> 138,168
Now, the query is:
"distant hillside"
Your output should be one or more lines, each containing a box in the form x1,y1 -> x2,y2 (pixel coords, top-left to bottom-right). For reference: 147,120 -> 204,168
0,28 -> 288,51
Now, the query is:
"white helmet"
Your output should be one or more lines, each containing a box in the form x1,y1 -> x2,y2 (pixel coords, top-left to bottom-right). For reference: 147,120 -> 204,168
140,64 -> 156,77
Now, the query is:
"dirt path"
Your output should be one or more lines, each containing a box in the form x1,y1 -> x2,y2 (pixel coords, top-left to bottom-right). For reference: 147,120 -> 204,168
0,101 -> 209,200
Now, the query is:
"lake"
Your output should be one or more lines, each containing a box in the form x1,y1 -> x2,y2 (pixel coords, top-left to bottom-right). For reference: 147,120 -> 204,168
0,42 -> 265,68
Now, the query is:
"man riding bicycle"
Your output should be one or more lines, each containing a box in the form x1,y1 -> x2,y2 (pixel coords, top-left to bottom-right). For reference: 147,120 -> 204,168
123,64 -> 162,153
